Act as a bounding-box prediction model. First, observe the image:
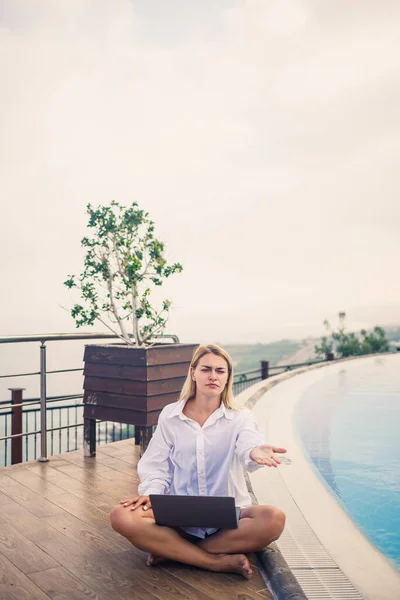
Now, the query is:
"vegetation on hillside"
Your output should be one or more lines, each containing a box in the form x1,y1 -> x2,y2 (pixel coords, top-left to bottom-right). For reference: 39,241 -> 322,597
225,322 -> 399,374
315,312 -> 390,359
225,340 -> 302,373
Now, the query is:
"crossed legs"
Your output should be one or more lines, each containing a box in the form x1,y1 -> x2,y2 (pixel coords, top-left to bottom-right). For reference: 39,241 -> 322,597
110,503 -> 285,578
199,505 -> 285,553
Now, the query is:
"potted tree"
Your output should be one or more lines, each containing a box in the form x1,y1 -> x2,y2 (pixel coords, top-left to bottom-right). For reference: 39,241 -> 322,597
64,200 -> 197,454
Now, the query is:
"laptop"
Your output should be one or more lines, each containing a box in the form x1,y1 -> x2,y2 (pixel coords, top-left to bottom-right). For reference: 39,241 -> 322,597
149,494 -> 240,529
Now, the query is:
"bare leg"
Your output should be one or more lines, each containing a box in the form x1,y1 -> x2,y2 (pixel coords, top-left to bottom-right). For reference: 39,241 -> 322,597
200,505 -> 286,554
110,505 -> 252,578
148,529 -> 199,566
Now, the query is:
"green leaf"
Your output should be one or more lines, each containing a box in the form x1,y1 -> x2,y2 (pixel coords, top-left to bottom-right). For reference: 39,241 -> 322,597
64,199 -> 182,344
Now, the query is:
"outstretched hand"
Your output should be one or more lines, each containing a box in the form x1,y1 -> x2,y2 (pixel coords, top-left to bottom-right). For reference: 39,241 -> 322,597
250,444 -> 287,467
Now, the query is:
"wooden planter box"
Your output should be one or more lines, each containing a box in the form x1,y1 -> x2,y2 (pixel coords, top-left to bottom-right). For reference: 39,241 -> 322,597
83,343 -> 197,456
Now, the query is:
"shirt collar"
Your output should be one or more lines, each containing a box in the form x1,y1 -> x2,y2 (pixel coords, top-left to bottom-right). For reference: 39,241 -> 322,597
168,399 -> 234,421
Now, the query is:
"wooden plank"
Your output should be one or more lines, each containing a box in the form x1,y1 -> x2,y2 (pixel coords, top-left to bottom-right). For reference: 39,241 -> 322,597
145,344 -> 197,367
84,361 -> 150,380
96,460 -> 138,481
84,404 -> 162,426
0,553 -> 50,600
147,376 -> 186,395
84,480 -> 138,506
84,361 -> 190,382
85,456 -> 138,476
93,450 -> 139,468
84,376 -> 148,396
93,468 -> 139,485
24,464 -> 97,495
84,343 -> 196,368
95,445 -> 139,463
59,447 -> 141,478
50,462 -> 116,481
113,549 -> 214,600
46,493 -> 112,529
146,394 -> 180,411
0,489 -> 13,505
83,390 -> 178,411
0,515 -> 59,574
50,450 -> 84,463
45,457 -> 73,468
60,551 -> 159,600
28,566 -> 107,600
147,362 -> 189,381
84,345 -> 147,366
43,511 -> 124,555
5,467 -> 68,500
111,439 -> 137,450
0,473 -> 20,488
95,526 -> 134,551
0,502 -> 93,563
93,446 -> 139,460
55,453 -> 118,471
161,562 -> 269,600
25,462 -> 136,506
0,481 -> 65,518
84,376 -> 186,398
0,462 -> 26,473
48,462 -> 138,501
47,451 -> 116,470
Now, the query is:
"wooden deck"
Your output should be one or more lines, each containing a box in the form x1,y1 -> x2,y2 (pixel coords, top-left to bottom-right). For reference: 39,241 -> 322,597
0,439 -> 272,600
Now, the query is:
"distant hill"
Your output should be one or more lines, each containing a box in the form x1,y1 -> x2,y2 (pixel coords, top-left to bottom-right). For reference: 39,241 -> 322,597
226,325 -> 400,374
225,339 -> 303,373
385,325 -> 400,342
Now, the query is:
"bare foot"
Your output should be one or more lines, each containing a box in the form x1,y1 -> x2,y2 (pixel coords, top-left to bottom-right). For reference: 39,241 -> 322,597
146,553 -> 167,566
213,553 -> 253,579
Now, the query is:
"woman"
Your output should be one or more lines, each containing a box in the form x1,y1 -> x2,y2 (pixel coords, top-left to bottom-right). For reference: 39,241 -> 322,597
110,344 -> 286,579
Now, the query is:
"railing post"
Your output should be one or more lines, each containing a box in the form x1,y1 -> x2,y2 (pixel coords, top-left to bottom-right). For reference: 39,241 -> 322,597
261,360 -> 269,380
9,388 -> 24,465
135,426 -> 141,446
38,341 -> 48,462
84,417 -> 96,457
139,426 -> 153,457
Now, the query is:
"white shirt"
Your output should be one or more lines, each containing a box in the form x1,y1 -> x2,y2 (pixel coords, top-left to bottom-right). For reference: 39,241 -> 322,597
137,399 -> 264,538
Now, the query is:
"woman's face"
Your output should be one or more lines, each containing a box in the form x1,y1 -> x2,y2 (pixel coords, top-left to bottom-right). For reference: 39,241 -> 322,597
191,352 -> 229,398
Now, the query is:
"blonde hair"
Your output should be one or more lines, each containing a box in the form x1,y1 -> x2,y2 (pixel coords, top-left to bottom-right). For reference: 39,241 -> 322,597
179,344 -> 237,409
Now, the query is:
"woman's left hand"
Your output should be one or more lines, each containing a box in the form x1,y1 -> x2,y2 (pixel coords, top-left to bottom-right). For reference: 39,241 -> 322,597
250,444 -> 287,467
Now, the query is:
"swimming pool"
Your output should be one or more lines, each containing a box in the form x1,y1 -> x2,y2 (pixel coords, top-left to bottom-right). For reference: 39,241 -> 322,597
294,353 -> 400,572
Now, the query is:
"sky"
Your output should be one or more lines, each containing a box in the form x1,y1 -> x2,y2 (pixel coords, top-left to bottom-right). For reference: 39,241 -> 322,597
1,0 -> 400,347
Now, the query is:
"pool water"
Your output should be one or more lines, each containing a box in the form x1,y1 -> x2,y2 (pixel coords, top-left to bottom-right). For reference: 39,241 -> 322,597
294,353 -> 400,572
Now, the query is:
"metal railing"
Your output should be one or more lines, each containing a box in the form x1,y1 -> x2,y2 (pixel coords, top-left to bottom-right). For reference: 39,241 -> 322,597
268,358 -> 327,375
230,358 -> 327,395
0,332 -> 179,467
232,368 -> 264,394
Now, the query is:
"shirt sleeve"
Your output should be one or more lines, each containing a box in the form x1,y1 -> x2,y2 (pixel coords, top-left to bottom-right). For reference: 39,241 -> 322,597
137,410 -> 173,495
235,409 -> 265,473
